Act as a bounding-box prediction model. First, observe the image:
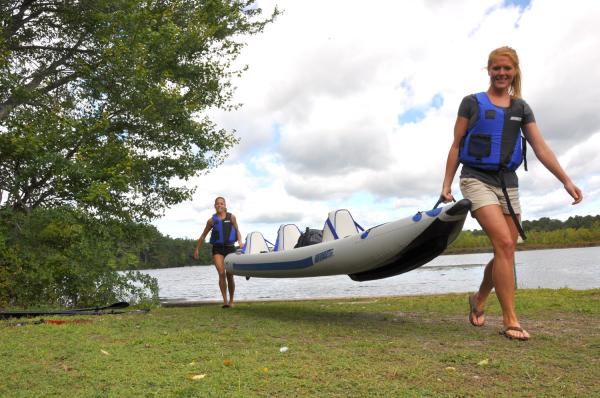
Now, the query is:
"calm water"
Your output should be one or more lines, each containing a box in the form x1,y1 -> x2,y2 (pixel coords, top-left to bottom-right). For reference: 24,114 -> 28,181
141,247 -> 600,303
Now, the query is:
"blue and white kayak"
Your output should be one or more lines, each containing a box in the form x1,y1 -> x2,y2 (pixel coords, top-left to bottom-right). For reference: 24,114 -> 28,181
224,199 -> 471,281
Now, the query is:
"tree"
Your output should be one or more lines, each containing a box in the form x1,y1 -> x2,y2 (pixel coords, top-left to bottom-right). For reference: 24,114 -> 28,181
0,0 -> 277,220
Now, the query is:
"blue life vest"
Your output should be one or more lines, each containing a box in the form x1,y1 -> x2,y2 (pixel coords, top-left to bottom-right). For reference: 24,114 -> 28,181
459,92 -> 525,171
209,212 -> 237,245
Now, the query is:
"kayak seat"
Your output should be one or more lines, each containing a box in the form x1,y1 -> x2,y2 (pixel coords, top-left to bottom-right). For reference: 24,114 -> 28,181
322,209 -> 365,242
274,224 -> 302,252
242,231 -> 273,254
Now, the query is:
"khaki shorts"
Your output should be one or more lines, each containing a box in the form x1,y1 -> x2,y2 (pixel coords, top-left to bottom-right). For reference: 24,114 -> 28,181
459,177 -> 521,215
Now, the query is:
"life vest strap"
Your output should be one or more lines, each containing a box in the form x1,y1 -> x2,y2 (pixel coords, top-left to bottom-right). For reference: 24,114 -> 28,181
522,135 -> 528,171
499,171 -> 526,241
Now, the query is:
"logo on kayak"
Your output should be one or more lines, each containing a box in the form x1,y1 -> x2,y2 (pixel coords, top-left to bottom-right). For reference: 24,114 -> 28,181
314,248 -> 334,264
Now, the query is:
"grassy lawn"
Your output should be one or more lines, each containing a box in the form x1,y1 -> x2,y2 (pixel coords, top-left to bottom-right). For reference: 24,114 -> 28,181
1,289 -> 599,397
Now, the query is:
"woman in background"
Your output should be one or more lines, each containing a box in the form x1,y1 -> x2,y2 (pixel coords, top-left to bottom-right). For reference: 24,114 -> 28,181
194,197 -> 244,308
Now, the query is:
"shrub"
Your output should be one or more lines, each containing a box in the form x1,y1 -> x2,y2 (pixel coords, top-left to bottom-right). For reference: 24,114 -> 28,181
0,207 -> 158,308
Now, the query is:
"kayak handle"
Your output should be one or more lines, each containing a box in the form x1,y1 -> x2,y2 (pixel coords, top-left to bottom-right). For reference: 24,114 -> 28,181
433,196 -> 456,209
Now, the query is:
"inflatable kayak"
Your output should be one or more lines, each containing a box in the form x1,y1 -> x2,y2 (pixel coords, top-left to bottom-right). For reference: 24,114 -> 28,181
225,199 -> 471,281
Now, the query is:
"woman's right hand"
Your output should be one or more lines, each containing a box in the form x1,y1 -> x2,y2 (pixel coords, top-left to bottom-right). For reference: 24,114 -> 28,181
193,247 -> 200,260
440,187 -> 455,203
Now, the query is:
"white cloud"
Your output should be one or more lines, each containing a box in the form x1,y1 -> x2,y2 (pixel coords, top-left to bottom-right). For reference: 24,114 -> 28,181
520,3 -> 600,149
155,0 -> 600,240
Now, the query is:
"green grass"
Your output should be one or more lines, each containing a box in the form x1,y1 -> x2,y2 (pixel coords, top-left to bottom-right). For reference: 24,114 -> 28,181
2,289 -> 599,397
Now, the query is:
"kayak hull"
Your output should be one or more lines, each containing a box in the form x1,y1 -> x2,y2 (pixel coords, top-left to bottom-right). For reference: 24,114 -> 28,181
224,199 -> 471,281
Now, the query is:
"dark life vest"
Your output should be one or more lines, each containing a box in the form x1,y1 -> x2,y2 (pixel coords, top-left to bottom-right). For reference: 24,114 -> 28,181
209,212 -> 237,245
294,228 -> 323,248
459,92 -> 526,171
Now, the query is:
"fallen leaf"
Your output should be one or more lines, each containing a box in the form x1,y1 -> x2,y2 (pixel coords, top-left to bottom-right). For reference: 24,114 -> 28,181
477,359 -> 489,366
188,361 -> 197,366
223,359 -> 233,366
261,367 -> 269,373
191,374 -> 206,380
100,349 -> 110,356
445,366 -> 456,372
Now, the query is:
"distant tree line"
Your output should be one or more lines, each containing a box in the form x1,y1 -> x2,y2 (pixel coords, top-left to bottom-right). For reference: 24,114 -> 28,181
522,215 -> 600,232
446,215 -> 600,254
132,226 -> 214,270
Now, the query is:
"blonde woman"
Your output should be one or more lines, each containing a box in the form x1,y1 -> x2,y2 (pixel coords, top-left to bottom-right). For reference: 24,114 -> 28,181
440,46 -> 582,340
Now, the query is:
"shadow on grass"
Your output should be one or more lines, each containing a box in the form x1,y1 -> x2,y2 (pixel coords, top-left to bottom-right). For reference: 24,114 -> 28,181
228,300 -> 455,338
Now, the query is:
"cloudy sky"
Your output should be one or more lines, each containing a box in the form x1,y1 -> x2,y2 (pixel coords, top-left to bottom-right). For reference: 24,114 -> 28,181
154,0 -> 600,242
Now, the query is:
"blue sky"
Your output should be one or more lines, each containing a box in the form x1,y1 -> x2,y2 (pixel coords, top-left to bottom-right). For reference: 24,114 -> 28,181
154,0 -> 600,242
398,93 -> 444,125
502,0 -> 531,10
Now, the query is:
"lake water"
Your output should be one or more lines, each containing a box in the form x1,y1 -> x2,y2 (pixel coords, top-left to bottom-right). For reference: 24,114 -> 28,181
141,246 -> 600,303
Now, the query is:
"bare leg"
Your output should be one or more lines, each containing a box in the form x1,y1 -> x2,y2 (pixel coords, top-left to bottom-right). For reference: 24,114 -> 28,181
472,205 -> 529,339
470,258 -> 494,326
475,213 -> 519,305
478,258 -> 495,299
226,272 -> 235,306
213,254 -> 228,306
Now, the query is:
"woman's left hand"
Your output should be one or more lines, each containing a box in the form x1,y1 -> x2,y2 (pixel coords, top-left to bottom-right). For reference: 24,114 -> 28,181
565,182 -> 583,205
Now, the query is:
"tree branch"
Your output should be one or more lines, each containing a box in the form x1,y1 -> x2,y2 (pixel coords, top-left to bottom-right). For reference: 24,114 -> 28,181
38,72 -> 80,95
10,45 -> 95,54
30,187 -> 57,209
0,36 -> 86,120
5,0 -> 39,41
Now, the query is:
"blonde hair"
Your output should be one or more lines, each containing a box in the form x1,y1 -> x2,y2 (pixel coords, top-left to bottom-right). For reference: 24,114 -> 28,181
487,46 -> 522,98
